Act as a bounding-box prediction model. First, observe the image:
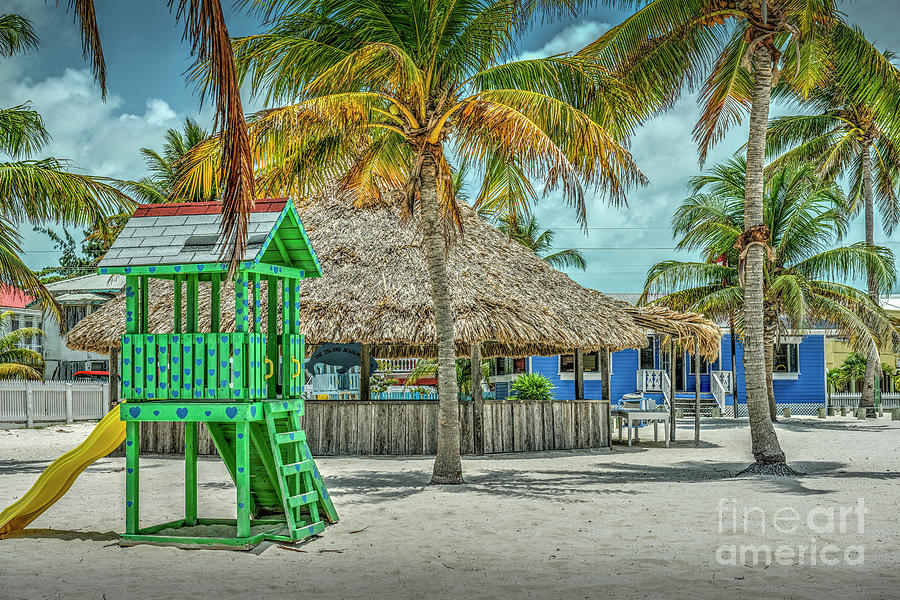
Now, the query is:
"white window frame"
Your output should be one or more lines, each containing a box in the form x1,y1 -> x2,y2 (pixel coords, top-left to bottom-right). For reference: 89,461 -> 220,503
773,341 -> 801,379
558,353 -> 604,381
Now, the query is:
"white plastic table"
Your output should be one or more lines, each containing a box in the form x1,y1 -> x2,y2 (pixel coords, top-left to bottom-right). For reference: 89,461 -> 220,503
611,409 -> 670,447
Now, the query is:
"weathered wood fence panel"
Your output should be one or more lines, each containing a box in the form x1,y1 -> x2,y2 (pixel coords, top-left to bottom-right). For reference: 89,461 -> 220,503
118,399 -> 610,457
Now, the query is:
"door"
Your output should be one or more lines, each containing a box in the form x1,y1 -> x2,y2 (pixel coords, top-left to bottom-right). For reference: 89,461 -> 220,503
675,355 -> 685,391
659,348 -> 686,392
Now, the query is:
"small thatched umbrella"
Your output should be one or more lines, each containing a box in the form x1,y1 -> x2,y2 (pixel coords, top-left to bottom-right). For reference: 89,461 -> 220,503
68,193 -> 648,358
609,299 -> 723,445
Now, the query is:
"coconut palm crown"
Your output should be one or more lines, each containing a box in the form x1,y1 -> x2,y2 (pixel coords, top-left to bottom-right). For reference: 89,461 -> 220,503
0,310 -> 44,380
125,117 -> 218,204
497,215 -> 587,271
178,0 -> 656,484
642,157 -> 898,415
765,49 -> 900,411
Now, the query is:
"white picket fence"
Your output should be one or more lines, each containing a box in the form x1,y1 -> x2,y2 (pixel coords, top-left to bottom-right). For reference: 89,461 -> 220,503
0,380 -> 110,427
828,392 -> 900,409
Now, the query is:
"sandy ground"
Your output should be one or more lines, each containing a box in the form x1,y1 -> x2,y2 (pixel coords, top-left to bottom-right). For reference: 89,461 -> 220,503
0,416 -> 898,600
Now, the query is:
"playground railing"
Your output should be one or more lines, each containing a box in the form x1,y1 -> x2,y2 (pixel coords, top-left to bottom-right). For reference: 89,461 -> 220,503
120,332 -> 269,401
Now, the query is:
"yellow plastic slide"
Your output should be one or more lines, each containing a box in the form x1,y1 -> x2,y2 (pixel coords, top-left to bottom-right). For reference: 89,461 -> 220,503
0,407 -> 125,536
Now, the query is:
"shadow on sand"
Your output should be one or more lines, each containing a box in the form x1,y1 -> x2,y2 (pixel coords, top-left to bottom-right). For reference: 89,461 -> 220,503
1,528 -> 120,543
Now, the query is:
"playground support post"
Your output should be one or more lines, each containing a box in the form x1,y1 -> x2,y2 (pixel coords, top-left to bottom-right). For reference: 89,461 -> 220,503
125,420 -> 139,534
185,422 -> 198,525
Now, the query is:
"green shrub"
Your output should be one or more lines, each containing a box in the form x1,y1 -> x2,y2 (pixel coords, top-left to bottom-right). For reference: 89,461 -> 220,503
510,373 -> 554,401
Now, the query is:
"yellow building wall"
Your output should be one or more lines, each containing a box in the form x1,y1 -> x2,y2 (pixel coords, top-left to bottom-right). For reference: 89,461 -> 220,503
825,307 -> 900,373
825,339 -> 900,371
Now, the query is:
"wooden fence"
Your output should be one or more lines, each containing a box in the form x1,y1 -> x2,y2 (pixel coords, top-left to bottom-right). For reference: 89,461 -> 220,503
120,399 -> 611,456
0,381 -> 110,426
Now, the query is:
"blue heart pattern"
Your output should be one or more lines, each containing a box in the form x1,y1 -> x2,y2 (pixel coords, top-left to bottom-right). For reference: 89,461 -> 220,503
225,406 -> 238,419
129,406 -> 141,418
176,407 -> 188,419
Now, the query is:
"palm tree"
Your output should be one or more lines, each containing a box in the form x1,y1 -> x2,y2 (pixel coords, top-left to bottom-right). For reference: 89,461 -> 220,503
0,14 -> 132,323
766,58 -> 900,413
642,157 -> 897,422
124,117 -> 218,203
0,310 -> 44,380
583,1 -> 869,473
497,216 -> 587,271
177,0 -> 651,484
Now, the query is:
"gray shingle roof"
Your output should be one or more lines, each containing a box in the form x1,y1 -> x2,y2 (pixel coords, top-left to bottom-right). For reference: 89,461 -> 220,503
99,205 -> 282,268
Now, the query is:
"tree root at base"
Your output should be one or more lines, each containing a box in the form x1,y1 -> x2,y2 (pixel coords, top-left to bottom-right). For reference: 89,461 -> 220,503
735,462 -> 804,477
429,476 -> 465,485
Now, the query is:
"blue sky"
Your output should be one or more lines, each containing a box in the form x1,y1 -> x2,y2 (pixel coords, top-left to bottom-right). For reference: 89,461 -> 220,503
5,0 -> 900,292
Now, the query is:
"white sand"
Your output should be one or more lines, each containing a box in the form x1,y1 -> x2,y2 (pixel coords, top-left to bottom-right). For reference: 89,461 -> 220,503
1,417 -> 898,599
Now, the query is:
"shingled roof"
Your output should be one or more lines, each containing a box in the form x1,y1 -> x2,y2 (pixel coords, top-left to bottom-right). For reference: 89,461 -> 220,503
98,198 -> 322,277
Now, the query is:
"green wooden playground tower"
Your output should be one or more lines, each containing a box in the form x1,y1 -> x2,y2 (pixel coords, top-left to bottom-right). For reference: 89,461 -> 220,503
99,198 -> 337,549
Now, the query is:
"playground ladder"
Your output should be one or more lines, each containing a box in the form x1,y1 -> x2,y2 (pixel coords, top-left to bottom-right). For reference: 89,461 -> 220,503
264,402 -> 338,540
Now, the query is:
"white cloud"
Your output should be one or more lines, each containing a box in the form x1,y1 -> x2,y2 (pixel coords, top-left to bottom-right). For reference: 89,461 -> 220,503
0,68 -> 183,180
0,67 -> 192,268
517,21 -> 611,60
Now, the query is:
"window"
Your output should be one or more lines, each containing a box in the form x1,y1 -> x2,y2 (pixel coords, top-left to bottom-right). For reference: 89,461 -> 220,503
639,336 -> 655,370
691,355 -> 710,374
773,343 -> 799,373
64,305 -> 87,331
494,358 -> 527,376
560,352 -> 600,373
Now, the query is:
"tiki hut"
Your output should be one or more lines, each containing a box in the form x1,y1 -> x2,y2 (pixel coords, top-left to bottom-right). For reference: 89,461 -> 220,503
67,192 -> 649,358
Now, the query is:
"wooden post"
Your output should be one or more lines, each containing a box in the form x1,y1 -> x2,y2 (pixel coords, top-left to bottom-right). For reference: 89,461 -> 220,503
471,343 -> 484,455
574,348 -> 584,401
186,274 -> 199,332
64,382 -> 73,424
139,275 -> 149,334
359,343 -> 371,402
185,421 -> 198,525
694,333 -> 700,448
267,277 -> 278,398
109,347 -> 119,406
25,380 -> 34,428
173,275 -> 182,334
235,421 -> 251,538
669,340 -> 676,441
599,348 -> 611,449
125,420 -> 139,534
729,315 -> 738,418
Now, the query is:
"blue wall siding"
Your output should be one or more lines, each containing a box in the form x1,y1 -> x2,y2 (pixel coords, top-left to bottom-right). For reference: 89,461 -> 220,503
525,351 -> 639,401
516,333 -> 827,404
721,333 -> 825,405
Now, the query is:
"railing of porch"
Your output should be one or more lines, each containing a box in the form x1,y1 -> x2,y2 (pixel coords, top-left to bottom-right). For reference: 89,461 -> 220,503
710,370 -> 732,414
637,369 -> 671,410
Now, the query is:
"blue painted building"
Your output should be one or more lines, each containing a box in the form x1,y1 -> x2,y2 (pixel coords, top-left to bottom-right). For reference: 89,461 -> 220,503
490,331 -> 828,413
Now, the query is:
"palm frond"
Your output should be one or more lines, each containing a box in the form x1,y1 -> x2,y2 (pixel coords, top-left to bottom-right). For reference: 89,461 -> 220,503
0,13 -> 39,57
0,104 -> 49,158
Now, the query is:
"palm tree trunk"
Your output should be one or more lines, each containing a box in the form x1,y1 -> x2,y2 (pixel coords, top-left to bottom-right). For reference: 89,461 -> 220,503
740,46 -> 789,472
420,151 -> 463,484
861,144 -> 879,416
764,306 -> 777,422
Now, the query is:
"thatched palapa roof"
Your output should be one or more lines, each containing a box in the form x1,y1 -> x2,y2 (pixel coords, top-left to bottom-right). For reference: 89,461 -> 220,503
68,193 -> 649,357
620,303 -> 722,359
